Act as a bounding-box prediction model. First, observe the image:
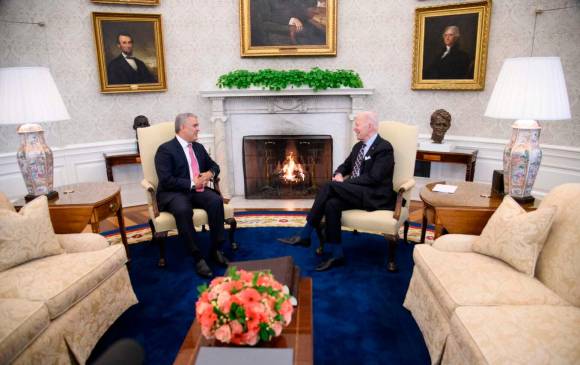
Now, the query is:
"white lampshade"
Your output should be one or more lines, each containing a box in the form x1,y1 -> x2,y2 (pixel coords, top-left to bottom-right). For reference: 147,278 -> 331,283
485,57 -> 570,121
0,67 -> 70,125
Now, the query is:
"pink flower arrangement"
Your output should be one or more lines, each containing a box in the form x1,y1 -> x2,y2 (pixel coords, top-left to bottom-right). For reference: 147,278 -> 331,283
195,267 -> 294,345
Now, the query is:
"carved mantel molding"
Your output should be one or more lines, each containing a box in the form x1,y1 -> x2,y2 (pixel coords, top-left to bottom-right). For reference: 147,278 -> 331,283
200,88 -> 374,198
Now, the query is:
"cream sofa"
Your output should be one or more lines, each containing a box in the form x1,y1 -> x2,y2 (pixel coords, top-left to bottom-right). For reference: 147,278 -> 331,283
404,183 -> 580,364
0,194 -> 138,364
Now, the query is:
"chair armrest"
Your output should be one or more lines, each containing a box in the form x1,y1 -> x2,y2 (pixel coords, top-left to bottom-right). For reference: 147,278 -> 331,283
57,233 -> 109,253
209,177 -> 230,204
141,179 -> 160,218
393,178 -> 416,221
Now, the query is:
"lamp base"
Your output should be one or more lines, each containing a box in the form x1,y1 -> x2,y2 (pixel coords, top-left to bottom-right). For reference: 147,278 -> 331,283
25,190 -> 59,203
511,195 -> 535,204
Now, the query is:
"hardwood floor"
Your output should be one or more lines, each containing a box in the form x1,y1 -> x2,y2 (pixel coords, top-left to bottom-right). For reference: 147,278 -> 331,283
96,200 -> 425,232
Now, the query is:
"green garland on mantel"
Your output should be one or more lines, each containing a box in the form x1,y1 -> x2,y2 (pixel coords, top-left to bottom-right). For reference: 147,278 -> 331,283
216,68 -> 364,91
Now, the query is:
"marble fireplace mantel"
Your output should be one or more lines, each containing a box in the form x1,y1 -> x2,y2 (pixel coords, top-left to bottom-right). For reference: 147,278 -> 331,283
200,87 -> 374,198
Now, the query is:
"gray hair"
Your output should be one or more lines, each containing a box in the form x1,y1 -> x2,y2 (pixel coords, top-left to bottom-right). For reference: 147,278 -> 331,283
358,111 -> 379,128
443,25 -> 460,38
175,113 -> 197,133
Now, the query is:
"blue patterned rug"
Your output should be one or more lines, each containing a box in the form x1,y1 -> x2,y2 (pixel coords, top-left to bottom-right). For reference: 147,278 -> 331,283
90,226 -> 430,365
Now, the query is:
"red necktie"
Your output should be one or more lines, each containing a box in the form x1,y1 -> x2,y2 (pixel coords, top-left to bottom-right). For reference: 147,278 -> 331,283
188,143 -> 204,192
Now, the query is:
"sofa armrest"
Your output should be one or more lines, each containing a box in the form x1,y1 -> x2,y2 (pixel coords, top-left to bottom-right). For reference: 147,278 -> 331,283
432,234 -> 478,252
57,233 -> 109,253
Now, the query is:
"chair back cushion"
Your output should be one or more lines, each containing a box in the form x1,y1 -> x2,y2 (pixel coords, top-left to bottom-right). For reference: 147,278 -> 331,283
536,183 -> 580,306
378,121 -> 418,199
137,122 -> 175,188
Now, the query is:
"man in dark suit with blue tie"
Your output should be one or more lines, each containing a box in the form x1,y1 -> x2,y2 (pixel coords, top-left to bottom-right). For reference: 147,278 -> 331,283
154,113 -> 228,278
279,111 -> 396,271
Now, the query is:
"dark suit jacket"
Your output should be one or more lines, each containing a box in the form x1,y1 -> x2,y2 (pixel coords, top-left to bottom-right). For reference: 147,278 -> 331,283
107,54 -> 156,85
424,45 -> 473,79
335,135 -> 395,210
154,137 -> 220,210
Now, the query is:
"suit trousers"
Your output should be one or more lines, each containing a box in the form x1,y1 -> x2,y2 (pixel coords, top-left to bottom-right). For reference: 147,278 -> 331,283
306,181 -> 369,244
163,188 -> 225,259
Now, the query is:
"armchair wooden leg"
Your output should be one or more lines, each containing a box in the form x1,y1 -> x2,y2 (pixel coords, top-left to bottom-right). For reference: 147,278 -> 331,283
225,217 -> 238,251
403,220 -> 410,244
384,234 -> 398,272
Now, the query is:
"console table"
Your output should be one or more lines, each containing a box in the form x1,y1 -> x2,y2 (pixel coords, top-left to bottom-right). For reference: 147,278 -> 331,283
104,153 -> 141,182
416,148 -> 478,181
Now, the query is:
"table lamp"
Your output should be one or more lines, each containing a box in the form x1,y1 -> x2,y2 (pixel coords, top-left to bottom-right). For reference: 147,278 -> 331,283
484,57 -> 571,203
0,67 -> 70,202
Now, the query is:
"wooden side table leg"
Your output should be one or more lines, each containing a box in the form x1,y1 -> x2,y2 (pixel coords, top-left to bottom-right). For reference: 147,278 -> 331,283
116,203 -> 130,260
420,207 -> 428,243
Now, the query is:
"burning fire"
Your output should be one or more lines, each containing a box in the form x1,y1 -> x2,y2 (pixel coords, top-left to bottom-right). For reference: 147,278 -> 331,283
279,152 -> 305,183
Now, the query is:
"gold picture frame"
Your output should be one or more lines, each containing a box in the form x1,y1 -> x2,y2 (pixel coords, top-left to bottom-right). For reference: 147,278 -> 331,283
91,0 -> 159,5
92,12 -> 166,93
412,0 -> 492,90
239,0 -> 337,57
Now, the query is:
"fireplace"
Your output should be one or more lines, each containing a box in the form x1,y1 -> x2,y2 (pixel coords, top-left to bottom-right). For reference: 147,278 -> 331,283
243,135 -> 332,199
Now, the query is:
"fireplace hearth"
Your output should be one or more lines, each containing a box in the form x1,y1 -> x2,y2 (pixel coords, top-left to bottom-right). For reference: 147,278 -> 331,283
243,135 -> 332,199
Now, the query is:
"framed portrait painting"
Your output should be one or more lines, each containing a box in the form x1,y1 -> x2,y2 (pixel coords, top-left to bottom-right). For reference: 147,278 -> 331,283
92,12 -> 167,93
91,0 -> 159,5
240,0 -> 337,57
412,0 -> 492,90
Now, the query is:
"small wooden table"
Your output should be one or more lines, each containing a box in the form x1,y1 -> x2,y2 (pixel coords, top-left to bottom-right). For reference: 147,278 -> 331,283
104,153 -> 141,182
416,149 -> 478,181
420,181 -> 539,242
173,277 -> 313,365
15,182 -> 129,259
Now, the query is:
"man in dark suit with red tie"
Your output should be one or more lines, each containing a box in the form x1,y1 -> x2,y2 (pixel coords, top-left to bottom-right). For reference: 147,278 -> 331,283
154,113 -> 228,278
279,111 -> 396,271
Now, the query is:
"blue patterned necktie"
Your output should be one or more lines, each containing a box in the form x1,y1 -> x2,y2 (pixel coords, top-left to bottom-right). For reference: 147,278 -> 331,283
352,143 -> 366,177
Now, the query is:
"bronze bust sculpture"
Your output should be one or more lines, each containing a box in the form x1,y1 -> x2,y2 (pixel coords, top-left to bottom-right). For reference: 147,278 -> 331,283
430,109 -> 451,144
133,115 -> 150,153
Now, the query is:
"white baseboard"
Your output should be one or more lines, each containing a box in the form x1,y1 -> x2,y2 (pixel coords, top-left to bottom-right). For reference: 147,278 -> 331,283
0,134 -> 215,207
1,134 -> 578,205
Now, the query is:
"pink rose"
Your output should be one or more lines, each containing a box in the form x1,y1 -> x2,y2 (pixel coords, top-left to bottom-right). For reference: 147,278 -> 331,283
271,322 -> 283,336
230,320 -> 243,335
215,324 -> 232,343
217,291 -> 231,309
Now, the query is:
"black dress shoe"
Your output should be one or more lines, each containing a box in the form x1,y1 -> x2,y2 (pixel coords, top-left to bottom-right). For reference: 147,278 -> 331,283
277,235 -> 311,247
212,250 -> 230,267
195,259 -> 213,278
315,256 -> 345,272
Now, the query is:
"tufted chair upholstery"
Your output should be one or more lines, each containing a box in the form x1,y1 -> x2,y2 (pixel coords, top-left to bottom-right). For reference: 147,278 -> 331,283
137,122 -> 237,267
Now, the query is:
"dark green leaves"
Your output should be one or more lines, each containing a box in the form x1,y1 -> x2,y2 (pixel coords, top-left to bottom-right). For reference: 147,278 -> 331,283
217,68 -> 363,91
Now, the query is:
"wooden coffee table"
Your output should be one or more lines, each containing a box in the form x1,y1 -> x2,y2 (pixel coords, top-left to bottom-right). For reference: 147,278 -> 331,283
173,277 -> 313,365
15,182 -> 129,259
420,181 -> 539,242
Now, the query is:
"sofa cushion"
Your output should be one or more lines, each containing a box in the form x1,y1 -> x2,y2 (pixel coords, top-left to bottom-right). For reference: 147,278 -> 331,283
536,183 -> 580,306
0,192 -> 16,212
0,244 -> 127,319
413,244 -> 568,319
472,196 -> 556,276
0,298 -> 50,365
449,305 -> 580,364
0,196 -> 63,272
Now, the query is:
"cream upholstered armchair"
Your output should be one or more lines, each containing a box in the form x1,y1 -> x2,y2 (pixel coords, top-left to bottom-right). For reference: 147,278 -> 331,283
340,121 -> 418,272
137,122 -> 237,267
